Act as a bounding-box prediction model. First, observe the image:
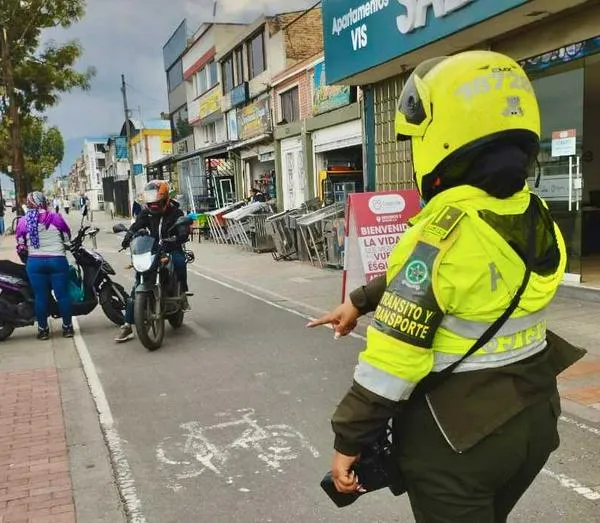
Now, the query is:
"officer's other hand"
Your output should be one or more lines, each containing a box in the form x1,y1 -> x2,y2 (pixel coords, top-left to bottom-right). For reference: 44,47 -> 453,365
331,451 -> 363,494
306,301 -> 360,337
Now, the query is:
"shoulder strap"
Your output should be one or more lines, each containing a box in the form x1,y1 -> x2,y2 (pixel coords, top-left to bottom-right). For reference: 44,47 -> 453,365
424,196 -> 537,392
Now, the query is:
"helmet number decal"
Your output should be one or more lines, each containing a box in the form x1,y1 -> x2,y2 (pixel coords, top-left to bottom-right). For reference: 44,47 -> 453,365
456,70 -> 532,101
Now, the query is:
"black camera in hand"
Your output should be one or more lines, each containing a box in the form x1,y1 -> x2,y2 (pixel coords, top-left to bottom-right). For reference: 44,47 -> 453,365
320,427 -> 405,508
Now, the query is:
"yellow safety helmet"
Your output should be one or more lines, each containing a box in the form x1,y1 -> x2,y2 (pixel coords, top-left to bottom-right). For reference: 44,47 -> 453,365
395,50 -> 540,200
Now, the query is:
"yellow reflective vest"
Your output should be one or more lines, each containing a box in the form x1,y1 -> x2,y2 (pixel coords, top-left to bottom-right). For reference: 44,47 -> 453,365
355,185 -> 566,402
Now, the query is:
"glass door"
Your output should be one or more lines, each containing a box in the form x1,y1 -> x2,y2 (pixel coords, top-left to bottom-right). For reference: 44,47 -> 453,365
529,62 -> 584,282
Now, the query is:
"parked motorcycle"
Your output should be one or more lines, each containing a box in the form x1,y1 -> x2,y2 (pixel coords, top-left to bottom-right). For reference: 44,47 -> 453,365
114,216 -> 195,351
0,206 -> 129,341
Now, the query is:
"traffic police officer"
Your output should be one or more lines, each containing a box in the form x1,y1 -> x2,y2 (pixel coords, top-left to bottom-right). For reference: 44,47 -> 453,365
308,50 -> 584,522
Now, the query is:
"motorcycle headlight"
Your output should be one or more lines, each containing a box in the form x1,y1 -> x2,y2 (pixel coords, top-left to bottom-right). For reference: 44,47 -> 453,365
132,252 -> 154,273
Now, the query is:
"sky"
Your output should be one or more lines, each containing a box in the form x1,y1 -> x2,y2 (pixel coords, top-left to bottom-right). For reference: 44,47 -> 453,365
38,0 -> 318,182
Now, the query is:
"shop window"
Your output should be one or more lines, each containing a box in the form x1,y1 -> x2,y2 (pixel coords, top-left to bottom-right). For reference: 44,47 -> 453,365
203,122 -> 216,143
222,55 -> 234,93
208,60 -> 218,88
280,87 -> 299,123
195,68 -> 208,96
194,60 -> 218,97
234,47 -> 244,85
248,32 -> 265,79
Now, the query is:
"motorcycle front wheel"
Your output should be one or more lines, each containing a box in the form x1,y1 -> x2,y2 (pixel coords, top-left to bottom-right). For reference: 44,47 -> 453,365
134,293 -> 164,351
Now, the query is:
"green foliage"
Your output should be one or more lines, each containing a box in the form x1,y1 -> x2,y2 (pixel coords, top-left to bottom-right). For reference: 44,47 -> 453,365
0,0 -> 95,192
19,115 -> 64,188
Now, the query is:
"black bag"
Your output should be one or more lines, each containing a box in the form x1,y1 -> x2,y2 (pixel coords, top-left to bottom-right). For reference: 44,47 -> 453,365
321,199 -> 540,508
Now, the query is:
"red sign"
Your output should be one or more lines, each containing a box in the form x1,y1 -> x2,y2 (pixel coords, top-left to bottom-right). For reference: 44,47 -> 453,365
342,190 -> 421,302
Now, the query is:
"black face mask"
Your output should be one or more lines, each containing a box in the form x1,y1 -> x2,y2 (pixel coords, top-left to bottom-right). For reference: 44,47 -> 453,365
419,132 -> 539,201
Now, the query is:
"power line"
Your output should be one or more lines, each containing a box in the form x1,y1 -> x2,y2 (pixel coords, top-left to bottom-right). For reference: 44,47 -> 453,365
124,82 -> 165,106
281,1 -> 322,31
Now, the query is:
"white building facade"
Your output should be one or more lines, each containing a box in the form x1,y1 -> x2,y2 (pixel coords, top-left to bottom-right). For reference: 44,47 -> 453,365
179,23 -> 246,211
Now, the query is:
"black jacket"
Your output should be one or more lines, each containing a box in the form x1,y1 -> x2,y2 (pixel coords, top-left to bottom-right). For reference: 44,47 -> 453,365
126,201 -> 188,252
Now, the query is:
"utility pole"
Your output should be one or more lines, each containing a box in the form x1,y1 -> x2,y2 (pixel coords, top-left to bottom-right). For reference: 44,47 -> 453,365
121,74 -> 135,216
0,26 -> 26,205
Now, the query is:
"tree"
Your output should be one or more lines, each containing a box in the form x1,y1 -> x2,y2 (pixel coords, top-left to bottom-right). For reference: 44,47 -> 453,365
21,116 -> 64,189
0,0 -> 95,200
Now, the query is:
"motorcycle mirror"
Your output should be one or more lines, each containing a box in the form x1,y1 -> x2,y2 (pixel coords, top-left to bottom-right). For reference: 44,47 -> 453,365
112,223 -> 128,233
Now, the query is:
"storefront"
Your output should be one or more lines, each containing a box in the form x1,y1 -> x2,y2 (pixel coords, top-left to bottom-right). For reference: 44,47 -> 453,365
321,0 -> 597,284
311,119 -> 363,205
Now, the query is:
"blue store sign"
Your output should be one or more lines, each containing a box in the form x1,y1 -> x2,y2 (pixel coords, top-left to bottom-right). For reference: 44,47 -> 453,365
322,0 -> 531,84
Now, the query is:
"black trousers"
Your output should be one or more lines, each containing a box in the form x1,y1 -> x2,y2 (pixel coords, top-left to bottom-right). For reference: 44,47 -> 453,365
397,394 -> 560,522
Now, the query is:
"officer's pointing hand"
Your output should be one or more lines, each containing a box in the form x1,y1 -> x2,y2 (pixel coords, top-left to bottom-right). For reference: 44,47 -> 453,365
306,301 -> 360,338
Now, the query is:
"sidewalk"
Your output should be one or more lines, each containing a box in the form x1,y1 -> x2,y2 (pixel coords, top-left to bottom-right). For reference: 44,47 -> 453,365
0,235 -> 125,523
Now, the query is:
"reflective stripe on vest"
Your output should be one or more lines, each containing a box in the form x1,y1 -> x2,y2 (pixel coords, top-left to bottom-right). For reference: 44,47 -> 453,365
432,337 -> 547,372
354,359 -> 416,402
441,309 -> 547,339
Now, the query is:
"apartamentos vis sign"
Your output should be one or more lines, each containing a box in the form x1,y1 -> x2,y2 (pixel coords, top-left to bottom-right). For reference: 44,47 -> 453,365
237,98 -> 272,141
322,0 -> 530,83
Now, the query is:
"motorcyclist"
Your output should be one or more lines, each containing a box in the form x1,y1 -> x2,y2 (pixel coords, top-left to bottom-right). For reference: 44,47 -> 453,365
115,180 -> 191,343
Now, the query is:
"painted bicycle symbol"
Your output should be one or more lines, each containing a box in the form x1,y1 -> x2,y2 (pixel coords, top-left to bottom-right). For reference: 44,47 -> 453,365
156,408 -> 320,490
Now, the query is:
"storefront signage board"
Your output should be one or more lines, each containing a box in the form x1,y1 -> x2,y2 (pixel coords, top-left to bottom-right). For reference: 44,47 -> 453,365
199,89 -> 221,120
313,60 -> 351,114
322,0 -> 530,84
551,129 -> 576,157
238,98 -> 272,141
342,190 -> 421,302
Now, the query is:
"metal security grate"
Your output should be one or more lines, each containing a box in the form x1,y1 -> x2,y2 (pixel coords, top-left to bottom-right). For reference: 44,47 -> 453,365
373,75 -> 415,192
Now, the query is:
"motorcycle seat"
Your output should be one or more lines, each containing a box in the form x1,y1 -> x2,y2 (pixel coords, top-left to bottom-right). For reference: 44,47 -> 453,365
0,260 -> 28,281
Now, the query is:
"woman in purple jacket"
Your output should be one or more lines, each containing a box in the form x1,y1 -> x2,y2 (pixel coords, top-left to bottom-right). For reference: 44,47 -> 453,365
16,192 -> 73,340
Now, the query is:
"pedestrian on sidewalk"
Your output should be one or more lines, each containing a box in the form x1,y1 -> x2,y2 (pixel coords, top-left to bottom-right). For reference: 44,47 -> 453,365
63,199 -> 70,214
53,196 -> 62,213
0,198 -> 5,235
308,51 -> 583,522
16,192 -> 74,340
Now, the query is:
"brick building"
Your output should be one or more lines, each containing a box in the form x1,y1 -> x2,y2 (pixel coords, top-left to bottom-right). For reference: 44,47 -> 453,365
271,48 -> 362,211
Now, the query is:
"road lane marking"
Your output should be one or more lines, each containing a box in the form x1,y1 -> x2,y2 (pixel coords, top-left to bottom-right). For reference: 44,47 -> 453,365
72,318 -> 146,522
559,415 -> 600,437
188,267 -> 367,342
541,468 -> 600,501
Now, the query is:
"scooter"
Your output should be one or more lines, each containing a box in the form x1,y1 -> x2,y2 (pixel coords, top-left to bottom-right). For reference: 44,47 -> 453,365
113,216 -> 194,351
0,206 -> 129,341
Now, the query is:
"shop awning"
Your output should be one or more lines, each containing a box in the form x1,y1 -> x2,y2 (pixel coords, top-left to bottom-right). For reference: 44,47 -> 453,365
195,141 -> 229,157
146,154 -> 178,170
228,133 -> 272,152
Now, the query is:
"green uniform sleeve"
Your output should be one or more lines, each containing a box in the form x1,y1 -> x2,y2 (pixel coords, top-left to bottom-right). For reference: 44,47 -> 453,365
331,381 -> 402,456
349,275 -> 386,315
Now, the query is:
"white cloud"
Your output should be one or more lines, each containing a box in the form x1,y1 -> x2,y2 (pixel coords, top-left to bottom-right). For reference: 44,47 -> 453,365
41,0 -> 317,172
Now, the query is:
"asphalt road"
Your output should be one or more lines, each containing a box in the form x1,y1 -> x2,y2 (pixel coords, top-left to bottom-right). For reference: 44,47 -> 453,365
73,227 -> 600,523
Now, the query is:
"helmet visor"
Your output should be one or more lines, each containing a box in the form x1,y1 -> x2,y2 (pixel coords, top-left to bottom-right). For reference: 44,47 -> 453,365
395,56 -> 447,141
143,188 -> 159,204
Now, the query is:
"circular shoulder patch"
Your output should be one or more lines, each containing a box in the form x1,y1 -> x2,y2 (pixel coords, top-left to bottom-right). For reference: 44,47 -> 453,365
405,260 -> 428,285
